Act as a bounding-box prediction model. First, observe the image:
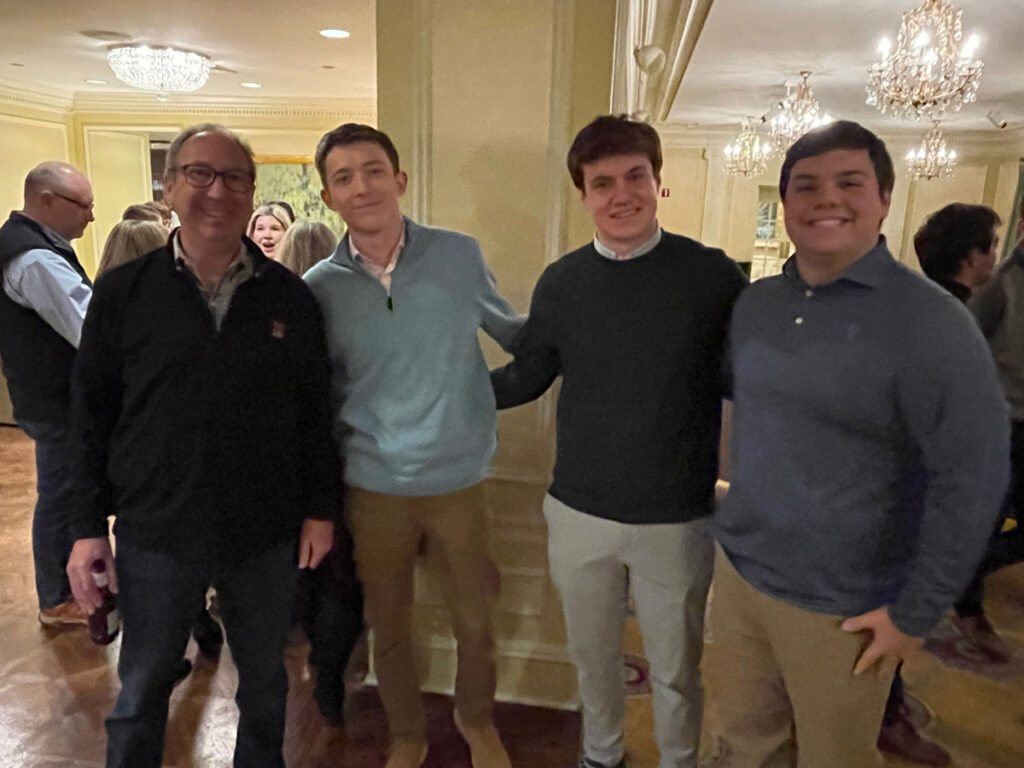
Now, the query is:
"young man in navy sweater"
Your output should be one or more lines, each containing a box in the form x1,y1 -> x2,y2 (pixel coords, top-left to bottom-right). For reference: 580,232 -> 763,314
491,115 -> 747,768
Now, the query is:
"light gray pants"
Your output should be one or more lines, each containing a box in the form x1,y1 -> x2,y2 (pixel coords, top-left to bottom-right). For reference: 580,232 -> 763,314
544,494 -> 714,768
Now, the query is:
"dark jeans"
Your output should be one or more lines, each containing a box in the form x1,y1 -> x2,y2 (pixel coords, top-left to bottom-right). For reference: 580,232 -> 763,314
106,538 -> 298,768
955,419 -> 1024,617
21,420 -> 75,610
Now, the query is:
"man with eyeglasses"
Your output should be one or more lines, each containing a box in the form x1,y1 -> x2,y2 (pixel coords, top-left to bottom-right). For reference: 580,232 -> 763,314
0,161 -> 95,627
65,124 -> 339,768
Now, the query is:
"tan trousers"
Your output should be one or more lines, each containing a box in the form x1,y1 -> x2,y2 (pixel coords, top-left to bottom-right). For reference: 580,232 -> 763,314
346,483 -> 497,746
705,547 -> 892,768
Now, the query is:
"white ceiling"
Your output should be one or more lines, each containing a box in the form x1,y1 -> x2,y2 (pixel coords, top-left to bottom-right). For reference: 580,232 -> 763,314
0,0 -> 377,102
670,0 -> 1024,134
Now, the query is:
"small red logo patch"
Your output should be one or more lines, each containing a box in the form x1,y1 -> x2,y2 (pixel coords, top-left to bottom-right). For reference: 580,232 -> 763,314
271,321 -> 286,339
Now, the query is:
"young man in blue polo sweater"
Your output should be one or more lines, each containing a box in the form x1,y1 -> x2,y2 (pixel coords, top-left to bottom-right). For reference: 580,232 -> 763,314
304,124 -> 521,768
491,115 -> 747,768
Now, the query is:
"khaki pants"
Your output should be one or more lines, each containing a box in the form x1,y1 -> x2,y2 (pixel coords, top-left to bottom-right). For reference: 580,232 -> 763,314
346,483 -> 497,746
705,547 -> 892,768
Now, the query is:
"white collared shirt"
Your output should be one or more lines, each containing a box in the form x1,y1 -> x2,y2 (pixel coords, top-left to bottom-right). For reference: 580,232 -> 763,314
351,224 -> 407,296
593,223 -> 663,261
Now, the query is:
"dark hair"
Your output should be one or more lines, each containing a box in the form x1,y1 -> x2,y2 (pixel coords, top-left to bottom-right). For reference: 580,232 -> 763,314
780,120 -> 894,200
315,123 -> 400,184
267,200 -> 295,220
567,115 -> 662,191
914,203 -> 1002,282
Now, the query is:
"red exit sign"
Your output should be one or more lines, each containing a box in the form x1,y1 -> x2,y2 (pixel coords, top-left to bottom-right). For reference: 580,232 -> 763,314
660,188 -> 670,197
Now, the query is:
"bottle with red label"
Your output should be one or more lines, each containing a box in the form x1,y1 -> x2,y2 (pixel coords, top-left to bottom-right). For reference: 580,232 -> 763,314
88,559 -> 121,645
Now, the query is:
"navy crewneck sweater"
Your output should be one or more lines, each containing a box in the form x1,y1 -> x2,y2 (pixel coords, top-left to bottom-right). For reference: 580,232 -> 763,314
491,232 -> 747,524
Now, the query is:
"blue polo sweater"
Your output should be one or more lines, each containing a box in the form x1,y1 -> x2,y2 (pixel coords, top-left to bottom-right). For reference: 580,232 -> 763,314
304,217 -> 523,495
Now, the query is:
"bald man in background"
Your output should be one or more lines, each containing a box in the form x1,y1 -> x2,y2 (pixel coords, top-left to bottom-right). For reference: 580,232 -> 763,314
0,161 -> 94,625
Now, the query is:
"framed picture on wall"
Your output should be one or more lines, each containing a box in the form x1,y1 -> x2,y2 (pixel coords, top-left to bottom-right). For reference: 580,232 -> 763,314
254,155 -> 345,236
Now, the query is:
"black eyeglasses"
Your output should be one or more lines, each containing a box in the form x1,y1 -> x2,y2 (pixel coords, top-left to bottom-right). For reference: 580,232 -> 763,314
49,191 -> 94,211
171,163 -> 255,193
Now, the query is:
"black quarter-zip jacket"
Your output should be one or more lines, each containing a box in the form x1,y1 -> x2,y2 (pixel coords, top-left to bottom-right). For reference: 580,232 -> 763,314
69,239 -> 340,563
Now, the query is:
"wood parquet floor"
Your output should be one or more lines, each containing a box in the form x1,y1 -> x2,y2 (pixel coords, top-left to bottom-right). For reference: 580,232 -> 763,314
4,424 -> 1024,767
0,426 -> 579,767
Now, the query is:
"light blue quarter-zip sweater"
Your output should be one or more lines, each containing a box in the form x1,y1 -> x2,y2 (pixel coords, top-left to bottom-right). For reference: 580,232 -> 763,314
304,217 -> 523,495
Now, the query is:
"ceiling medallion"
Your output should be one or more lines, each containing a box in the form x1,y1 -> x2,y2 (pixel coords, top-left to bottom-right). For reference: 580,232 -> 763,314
724,120 -> 772,177
767,71 -> 833,152
867,0 -> 983,120
107,45 -> 212,100
905,122 -> 957,180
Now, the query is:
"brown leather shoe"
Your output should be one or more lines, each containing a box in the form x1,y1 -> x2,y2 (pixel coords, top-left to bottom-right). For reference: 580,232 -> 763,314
952,613 -> 1013,663
877,715 -> 951,766
455,711 -> 512,768
384,740 -> 428,768
38,600 -> 87,626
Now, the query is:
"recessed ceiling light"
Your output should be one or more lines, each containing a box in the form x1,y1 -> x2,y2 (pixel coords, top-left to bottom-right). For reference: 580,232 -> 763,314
319,29 -> 350,39
240,82 -> 262,88
85,78 -> 108,85
322,64 -> 336,70
10,62 -> 24,67
81,29 -> 132,42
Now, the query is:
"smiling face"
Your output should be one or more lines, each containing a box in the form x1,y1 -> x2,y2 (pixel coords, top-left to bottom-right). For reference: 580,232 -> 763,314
579,153 -> 660,254
782,148 -> 890,269
252,215 -> 286,258
163,132 -> 254,247
319,141 -> 406,236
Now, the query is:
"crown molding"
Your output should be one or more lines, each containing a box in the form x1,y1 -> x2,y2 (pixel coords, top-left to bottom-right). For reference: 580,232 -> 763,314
0,80 -> 73,113
70,92 -> 376,120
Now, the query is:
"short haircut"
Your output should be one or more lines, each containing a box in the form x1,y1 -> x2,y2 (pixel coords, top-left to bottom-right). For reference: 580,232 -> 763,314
914,203 -> 1002,282
567,115 -> 663,191
24,161 -> 85,199
315,123 -> 400,184
97,220 -> 168,275
276,220 -> 338,276
247,203 -> 294,238
165,123 -> 256,181
779,120 -> 894,200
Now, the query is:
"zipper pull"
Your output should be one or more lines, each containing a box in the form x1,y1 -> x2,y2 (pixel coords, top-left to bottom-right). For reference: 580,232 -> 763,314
387,295 -> 394,311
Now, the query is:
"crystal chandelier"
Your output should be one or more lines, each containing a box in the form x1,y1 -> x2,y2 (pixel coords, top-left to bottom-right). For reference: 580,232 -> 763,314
107,45 -> 212,100
866,0 -> 983,120
767,72 -> 833,152
905,122 -> 957,180
724,120 -> 772,177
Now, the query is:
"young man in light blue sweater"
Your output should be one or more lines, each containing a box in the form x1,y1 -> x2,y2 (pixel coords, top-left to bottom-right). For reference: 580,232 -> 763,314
304,123 -> 522,768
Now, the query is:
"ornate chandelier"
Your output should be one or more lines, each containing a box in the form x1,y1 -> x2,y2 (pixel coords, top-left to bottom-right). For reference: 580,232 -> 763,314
866,0 -> 983,120
107,45 -> 212,100
724,120 -> 772,177
767,72 -> 833,152
905,122 -> 957,180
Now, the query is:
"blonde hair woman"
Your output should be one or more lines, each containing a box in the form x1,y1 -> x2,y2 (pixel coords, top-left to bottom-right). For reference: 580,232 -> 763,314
97,219 -> 167,275
246,203 -> 293,260
276,219 -> 337,276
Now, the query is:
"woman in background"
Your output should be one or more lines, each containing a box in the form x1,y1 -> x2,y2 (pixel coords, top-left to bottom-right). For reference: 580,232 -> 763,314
96,220 -> 167,275
246,203 -> 293,260
276,219 -> 337,277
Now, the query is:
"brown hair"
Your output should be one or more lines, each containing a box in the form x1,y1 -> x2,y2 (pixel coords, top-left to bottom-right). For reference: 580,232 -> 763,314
315,123 -> 400,184
276,220 -> 338,276
780,120 -> 894,200
567,115 -> 663,191
97,220 -> 168,275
